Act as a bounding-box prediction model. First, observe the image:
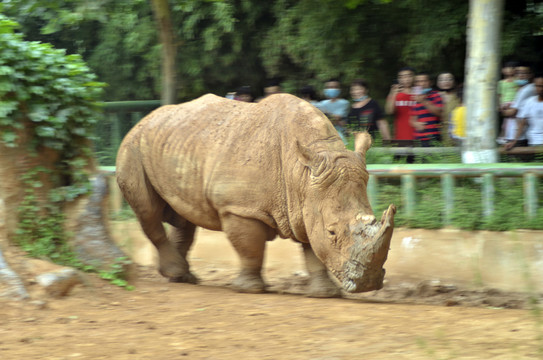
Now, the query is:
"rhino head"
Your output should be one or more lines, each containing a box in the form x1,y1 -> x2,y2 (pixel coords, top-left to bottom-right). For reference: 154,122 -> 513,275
298,132 -> 396,293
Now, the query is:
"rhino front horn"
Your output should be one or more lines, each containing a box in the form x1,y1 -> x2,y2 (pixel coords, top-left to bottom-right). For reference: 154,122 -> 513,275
343,204 -> 396,293
370,205 -> 396,267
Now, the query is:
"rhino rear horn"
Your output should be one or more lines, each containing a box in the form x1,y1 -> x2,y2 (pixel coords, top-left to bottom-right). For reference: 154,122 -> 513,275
354,132 -> 372,156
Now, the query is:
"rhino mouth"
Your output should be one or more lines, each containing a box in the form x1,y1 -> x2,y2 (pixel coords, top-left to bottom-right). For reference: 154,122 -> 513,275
339,204 -> 396,293
342,268 -> 386,293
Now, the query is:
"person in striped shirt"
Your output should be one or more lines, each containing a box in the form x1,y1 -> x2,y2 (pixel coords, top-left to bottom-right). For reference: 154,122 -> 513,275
409,72 -> 443,146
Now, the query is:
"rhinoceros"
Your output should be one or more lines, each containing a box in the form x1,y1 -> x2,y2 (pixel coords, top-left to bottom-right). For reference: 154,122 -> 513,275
116,93 -> 395,297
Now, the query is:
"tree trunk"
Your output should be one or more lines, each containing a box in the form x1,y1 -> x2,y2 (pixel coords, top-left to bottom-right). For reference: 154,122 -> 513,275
0,198 -> 29,300
462,0 -> 504,163
0,122 -> 59,240
150,0 -> 178,105
0,122 -> 127,272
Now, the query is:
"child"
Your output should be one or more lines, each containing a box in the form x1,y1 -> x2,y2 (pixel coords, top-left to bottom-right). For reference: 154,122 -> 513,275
450,85 -> 466,145
497,61 -> 520,144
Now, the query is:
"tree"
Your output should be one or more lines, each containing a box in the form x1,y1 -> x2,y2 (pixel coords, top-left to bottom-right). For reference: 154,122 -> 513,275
0,15 -> 126,272
260,0 -> 470,98
2,0 -> 541,104
150,0 -> 177,105
462,0 -> 504,163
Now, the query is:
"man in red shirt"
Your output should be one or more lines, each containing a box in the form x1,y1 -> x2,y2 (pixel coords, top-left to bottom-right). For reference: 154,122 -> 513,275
385,67 -> 417,140
409,72 -> 443,146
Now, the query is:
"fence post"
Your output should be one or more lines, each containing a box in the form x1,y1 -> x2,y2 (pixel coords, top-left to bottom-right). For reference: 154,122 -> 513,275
523,173 -> 538,219
367,175 -> 378,213
110,112 -> 121,153
441,174 -> 455,225
482,173 -> 495,218
401,174 -> 416,219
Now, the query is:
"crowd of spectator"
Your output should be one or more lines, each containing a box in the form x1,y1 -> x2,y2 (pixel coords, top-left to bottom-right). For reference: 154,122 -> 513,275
227,63 -> 543,154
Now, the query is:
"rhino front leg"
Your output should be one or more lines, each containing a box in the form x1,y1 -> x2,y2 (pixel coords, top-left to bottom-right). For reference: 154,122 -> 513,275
222,213 -> 270,293
301,243 -> 342,298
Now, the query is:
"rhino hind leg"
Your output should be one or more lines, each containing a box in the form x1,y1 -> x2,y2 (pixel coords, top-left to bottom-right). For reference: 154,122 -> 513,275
222,213 -> 270,293
137,212 -> 192,282
302,243 -> 342,298
166,221 -> 199,284
130,205 -> 189,281
119,174 -> 190,281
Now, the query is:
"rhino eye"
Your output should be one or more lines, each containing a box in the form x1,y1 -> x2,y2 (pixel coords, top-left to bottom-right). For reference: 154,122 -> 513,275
328,230 -> 336,236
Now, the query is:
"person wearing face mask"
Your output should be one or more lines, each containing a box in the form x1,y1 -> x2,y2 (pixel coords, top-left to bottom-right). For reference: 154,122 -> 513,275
316,78 -> 350,143
408,72 -> 443,146
500,63 -> 535,146
346,79 -> 391,140
505,74 -> 543,151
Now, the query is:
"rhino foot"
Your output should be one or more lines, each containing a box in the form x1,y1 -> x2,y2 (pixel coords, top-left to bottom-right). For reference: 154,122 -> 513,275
231,273 -> 267,294
169,272 -> 199,284
306,272 -> 342,298
158,243 -> 192,280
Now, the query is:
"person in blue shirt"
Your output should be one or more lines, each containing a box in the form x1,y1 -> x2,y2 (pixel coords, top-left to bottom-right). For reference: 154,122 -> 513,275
316,78 -> 350,143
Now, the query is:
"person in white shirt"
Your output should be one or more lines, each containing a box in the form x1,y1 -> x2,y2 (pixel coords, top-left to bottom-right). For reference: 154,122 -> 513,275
502,64 -> 536,146
505,74 -> 543,149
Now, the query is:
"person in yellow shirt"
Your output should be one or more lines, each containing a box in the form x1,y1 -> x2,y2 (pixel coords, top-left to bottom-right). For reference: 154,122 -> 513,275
450,85 -> 465,145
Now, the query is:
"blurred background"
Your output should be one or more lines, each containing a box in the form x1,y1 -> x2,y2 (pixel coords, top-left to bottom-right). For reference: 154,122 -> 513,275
2,0 -> 542,102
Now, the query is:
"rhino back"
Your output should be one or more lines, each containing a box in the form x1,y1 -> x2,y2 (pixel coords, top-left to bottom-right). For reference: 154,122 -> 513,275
123,93 -> 343,235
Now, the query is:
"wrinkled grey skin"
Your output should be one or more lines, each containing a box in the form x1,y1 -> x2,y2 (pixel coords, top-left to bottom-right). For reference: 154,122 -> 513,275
116,93 -> 395,297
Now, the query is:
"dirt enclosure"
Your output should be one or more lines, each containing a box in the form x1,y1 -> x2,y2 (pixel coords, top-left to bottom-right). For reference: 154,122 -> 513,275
2,228 -> 543,359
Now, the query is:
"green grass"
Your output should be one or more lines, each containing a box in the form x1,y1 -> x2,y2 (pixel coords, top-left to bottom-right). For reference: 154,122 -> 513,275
374,176 -> 543,231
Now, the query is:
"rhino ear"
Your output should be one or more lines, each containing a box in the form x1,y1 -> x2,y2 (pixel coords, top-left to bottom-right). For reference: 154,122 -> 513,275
354,131 -> 372,156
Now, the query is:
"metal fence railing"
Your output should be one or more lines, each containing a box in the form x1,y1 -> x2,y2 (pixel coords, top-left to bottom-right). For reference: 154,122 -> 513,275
367,163 -> 543,224
100,163 -> 543,226
95,100 -> 161,166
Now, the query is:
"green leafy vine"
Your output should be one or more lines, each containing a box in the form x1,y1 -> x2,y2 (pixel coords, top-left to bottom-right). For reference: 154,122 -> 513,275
0,14 -> 132,289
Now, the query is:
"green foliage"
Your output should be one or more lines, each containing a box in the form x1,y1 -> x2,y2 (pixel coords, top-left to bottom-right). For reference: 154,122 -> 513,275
0,15 -> 130,289
15,167 -> 68,261
87,257 -> 134,290
13,149 -> 133,289
0,13 -> 103,203
0,14 -> 105,152
15,169 -> 134,289
86,1 -> 159,100
4,1 -> 543,102
450,179 -> 485,230
172,0 -> 274,98
0,13 -> 101,255
1,0 -> 109,35
260,0 -> 470,99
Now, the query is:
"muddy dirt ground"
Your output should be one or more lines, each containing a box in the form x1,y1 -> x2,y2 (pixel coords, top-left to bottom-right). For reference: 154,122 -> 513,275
2,229 -> 543,360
